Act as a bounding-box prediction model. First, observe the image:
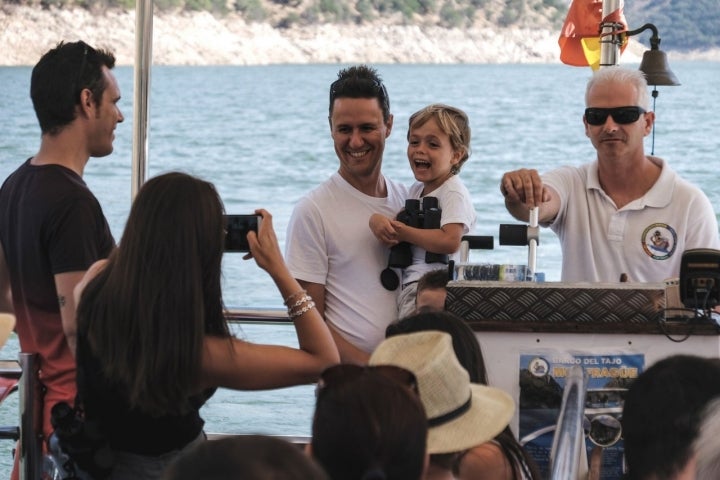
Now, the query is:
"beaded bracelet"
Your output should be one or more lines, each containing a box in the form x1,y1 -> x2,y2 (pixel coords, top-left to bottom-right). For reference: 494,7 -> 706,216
286,295 -> 311,311
284,289 -> 307,307
289,301 -> 316,320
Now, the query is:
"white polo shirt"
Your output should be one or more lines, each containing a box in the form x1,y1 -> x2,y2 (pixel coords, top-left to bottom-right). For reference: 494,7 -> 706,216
542,157 -> 720,282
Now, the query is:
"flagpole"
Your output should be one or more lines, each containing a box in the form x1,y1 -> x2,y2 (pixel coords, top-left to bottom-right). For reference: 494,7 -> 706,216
599,0 -> 623,67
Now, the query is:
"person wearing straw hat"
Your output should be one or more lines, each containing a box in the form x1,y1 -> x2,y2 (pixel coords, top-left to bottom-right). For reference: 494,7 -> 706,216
369,330 -> 515,480
386,311 -> 541,480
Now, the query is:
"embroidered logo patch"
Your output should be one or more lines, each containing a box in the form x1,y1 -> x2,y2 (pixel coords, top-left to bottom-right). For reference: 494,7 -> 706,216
641,223 -> 677,260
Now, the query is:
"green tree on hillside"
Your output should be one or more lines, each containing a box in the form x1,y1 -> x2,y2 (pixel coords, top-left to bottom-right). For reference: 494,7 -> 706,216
623,0 -> 719,50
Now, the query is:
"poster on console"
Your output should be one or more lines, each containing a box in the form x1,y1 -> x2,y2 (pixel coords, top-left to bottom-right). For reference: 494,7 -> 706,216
518,351 -> 644,479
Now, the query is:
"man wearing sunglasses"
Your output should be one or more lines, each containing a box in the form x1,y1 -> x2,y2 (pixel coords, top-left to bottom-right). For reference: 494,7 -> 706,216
500,67 -> 719,283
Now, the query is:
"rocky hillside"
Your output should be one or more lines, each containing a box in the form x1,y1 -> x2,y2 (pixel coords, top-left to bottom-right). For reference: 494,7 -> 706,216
0,3 -> 718,66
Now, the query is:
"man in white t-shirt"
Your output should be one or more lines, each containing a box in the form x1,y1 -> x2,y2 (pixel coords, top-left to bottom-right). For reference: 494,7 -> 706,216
285,65 -> 407,363
500,67 -> 720,283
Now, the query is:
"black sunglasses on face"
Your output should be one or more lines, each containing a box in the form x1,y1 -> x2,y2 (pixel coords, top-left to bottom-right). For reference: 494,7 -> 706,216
584,106 -> 646,126
316,364 -> 418,397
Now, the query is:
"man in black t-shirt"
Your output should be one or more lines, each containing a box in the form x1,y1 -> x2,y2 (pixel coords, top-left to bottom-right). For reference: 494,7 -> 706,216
0,41 -> 122,472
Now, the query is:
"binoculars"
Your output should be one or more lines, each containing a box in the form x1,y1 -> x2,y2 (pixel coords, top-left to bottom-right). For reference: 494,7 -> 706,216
387,197 -> 448,268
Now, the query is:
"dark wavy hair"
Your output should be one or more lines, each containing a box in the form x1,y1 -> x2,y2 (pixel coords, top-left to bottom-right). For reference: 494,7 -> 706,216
31,40 -> 116,135
622,355 -> 720,480
328,65 -> 391,123
162,435 -> 329,480
77,172 -> 230,415
311,370 -> 427,480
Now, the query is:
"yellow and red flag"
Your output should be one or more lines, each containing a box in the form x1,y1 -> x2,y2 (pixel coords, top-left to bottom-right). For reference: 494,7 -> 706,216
558,0 -> 628,70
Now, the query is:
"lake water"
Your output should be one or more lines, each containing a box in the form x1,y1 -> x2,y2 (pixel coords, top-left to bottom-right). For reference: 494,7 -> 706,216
0,61 -> 719,474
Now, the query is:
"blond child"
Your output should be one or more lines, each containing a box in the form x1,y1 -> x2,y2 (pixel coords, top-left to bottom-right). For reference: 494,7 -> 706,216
370,104 -> 477,319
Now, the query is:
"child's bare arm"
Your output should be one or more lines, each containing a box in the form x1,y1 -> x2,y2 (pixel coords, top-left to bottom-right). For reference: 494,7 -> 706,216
369,213 -> 399,246
393,222 -> 465,254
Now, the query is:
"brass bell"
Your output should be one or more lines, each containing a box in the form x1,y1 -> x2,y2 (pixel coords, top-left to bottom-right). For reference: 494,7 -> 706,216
638,47 -> 680,86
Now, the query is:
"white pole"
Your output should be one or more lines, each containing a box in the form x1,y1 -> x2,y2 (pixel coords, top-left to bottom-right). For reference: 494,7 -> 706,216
528,207 -> 539,281
599,0 -> 622,67
131,0 -> 154,199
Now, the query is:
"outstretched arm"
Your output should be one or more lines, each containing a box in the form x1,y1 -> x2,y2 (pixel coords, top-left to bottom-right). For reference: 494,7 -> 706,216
201,209 -> 339,391
302,281 -> 370,365
393,222 -> 465,255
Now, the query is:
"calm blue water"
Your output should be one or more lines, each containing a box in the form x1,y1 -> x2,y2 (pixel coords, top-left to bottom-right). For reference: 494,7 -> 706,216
0,62 -> 719,474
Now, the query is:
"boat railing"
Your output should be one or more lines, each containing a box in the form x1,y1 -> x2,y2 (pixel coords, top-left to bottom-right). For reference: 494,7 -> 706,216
225,307 -> 290,324
206,432 -> 310,446
0,353 -> 42,480
549,364 -> 587,480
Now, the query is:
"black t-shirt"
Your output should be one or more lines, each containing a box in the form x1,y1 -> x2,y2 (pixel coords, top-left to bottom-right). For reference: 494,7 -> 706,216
0,158 -> 115,381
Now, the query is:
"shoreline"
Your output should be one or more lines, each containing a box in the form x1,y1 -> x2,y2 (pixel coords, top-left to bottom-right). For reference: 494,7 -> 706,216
1,6 -> 719,66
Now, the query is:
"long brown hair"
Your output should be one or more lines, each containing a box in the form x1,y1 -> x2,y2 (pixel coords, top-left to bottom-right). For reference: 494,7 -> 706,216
77,172 -> 230,415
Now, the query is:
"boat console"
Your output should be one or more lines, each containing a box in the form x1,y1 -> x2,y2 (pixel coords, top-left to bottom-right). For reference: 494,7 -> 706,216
448,220 -> 720,477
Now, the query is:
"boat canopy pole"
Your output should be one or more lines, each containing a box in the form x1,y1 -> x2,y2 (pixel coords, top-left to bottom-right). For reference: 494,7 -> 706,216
549,365 -> 587,480
599,0 -> 622,67
131,0 -> 154,199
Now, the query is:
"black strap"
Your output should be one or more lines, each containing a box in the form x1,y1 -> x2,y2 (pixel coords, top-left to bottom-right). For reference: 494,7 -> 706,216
427,393 -> 472,427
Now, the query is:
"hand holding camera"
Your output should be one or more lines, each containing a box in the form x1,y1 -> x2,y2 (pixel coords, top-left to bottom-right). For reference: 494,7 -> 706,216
224,214 -> 262,253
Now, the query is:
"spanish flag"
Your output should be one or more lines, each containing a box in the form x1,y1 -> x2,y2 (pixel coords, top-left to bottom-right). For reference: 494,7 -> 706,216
558,0 -> 628,70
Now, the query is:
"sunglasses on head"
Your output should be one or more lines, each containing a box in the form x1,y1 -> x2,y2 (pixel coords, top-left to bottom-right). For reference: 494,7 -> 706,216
584,106 -> 646,126
316,364 -> 418,397
329,78 -> 389,108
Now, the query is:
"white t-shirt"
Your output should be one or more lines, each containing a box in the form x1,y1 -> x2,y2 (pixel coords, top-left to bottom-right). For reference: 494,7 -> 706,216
285,172 -> 408,353
403,175 -> 477,285
542,157 -> 720,282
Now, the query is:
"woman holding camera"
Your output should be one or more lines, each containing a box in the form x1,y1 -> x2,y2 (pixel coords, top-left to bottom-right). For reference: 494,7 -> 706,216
71,172 -> 339,479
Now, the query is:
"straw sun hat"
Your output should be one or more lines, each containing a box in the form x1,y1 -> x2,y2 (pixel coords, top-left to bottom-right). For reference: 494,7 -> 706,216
369,330 -> 515,454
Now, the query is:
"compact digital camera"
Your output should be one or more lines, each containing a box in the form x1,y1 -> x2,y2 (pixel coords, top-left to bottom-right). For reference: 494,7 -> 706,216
224,214 -> 261,252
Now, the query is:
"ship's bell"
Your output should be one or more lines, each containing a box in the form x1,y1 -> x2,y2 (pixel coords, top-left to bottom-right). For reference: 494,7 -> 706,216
638,47 -> 681,86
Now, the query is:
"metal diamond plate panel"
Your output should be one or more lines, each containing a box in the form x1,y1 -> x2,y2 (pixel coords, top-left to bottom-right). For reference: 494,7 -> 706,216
447,281 -> 665,323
